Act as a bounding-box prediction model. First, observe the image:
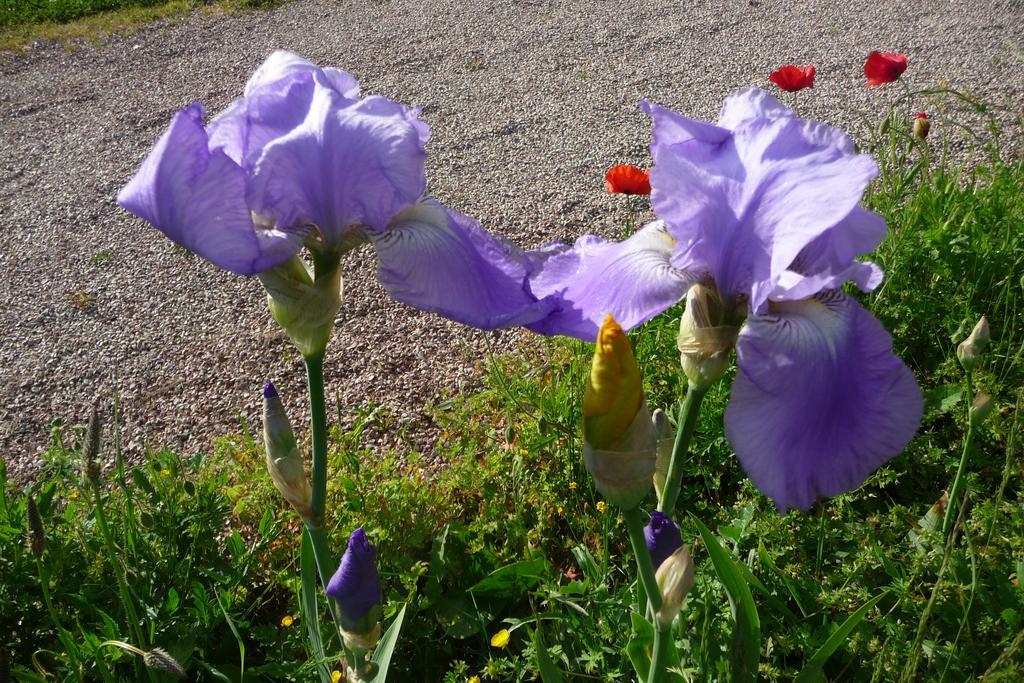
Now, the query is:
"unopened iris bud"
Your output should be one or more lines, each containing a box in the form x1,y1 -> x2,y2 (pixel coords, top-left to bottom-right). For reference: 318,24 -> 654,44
651,409 -> 673,500
970,393 -> 994,426
582,315 -> 657,509
584,314 -> 644,449
677,283 -> 738,389
327,528 -> 383,650
957,316 -> 990,372
26,495 -> 46,557
655,545 -> 695,627
644,511 -> 683,571
262,382 -> 313,524
913,112 -> 931,140
257,255 -> 342,358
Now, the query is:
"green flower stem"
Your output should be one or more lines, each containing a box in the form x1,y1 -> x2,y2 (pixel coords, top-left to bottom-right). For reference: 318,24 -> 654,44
90,483 -> 154,682
658,383 -> 709,515
942,371 -> 974,537
647,624 -> 673,683
624,507 -> 662,613
36,558 -> 83,681
305,352 -> 329,530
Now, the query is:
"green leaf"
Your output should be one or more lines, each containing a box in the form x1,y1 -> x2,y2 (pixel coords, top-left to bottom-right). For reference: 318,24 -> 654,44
300,528 -> 332,683
368,603 -> 407,682
534,624 -> 564,683
692,515 -> 761,683
469,557 -> 548,596
215,588 -> 246,681
795,591 -> 888,683
626,612 -> 654,682
571,544 -> 602,585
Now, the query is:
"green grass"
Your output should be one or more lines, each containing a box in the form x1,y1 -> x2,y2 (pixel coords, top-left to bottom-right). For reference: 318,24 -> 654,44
0,0 -> 280,53
2,114 -> 1023,680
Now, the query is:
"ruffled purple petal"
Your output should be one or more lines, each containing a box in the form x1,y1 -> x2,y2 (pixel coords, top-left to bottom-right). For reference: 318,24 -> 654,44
725,292 -> 923,513
326,528 -> 382,625
371,199 -> 555,329
248,87 -> 428,243
116,103 -> 302,275
526,221 -> 697,340
646,89 -> 879,310
244,50 -> 360,100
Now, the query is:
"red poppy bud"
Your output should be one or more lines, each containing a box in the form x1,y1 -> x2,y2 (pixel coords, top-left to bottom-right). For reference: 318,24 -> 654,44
768,64 -> 815,92
605,164 -> 651,195
913,112 -> 930,140
864,51 -> 908,86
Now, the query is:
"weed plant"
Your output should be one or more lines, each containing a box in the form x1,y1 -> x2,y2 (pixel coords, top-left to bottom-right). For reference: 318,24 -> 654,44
2,122 -> 1023,680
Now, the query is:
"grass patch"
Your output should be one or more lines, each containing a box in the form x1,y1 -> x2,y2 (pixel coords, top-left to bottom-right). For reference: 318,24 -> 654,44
0,0 -> 282,53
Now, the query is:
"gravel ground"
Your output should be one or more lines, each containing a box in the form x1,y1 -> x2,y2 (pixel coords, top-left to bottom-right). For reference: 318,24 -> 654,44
1,0 -> 1021,481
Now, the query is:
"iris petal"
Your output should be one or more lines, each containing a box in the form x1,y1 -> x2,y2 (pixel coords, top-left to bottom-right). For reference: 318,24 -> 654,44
646,89 -> 880,310
371,199 -> 555,329
725,292 -> 922,512
116,103 -> 302,275
526,221 -> 697,340
249,87 -> 428,242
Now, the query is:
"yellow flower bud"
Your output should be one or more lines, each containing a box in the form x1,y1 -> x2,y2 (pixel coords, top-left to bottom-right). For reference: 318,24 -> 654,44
583,314 -> 644,450
677,283 -> 738,389
655,545 -> 695,627
258,255 -> 342,358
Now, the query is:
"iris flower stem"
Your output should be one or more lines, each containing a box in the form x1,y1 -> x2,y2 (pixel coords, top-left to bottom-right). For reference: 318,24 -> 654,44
305,352 -> 329,530
624,508 -> 662,613
658,383 -> 709,515
302,352 -> 350,652
942,370 -> 974,537
647,624 -> 673,683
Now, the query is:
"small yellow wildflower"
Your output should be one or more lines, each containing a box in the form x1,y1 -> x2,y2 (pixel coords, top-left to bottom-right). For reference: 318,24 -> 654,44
468,677 -> 481,683
280,614 -> 295,628
490,628 -> 511,648
569,482 -> 577,491
69,490 -> 79,500
557,506 -> 564,515
160,469 -> 172,477
331,671 -> 342,683
596,501 -> 607,513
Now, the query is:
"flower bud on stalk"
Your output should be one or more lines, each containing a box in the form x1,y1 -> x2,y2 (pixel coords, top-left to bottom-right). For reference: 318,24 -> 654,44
655,545 -> 695,627
644,511 -> 683,571
970,393 -> 994,426
262,382 -> 313,524
651,409 -> 674,500
582,315 -> 658,509
327,528 -> 383,650
26,495 -> 46,557
143,648 -> 188,681
913,112 -> 931,141
677,283 -> 739,390
957,316 -> 990,372
82,403 -> 102,484
257,256 -> 342,359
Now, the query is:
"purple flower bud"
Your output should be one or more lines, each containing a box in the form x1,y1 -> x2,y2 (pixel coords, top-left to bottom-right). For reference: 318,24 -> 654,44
263,381 -> 279,399
644,511 -> 683,571
327,528 -> 383,647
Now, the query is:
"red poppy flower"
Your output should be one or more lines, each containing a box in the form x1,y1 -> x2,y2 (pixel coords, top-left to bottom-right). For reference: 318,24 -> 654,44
864,51 -> 908,86
605,164 -> 651,195
769,64 -> 816,92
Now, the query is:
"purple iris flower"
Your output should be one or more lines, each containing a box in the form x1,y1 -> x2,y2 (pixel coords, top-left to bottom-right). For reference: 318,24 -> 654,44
527,89 -> 923,512
326,528 -> 382,627
644,511 -> 683,570
117,51 -> 552,330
